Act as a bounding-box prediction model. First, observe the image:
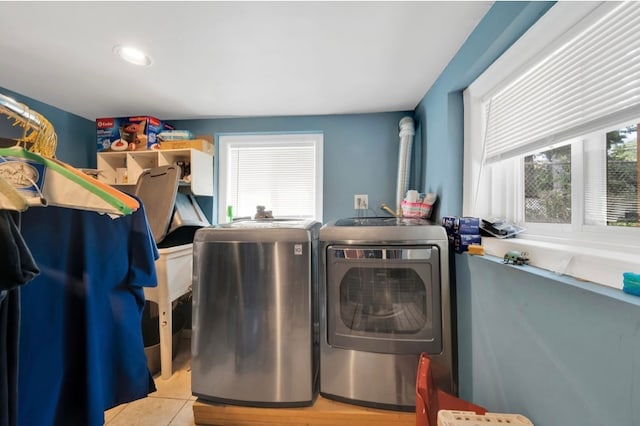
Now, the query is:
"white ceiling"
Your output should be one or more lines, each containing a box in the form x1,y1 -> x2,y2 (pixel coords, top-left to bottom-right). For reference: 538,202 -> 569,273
0,1 -> 492,121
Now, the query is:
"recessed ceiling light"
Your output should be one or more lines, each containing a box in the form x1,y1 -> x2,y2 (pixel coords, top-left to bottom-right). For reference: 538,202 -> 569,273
114,45 -> 152,66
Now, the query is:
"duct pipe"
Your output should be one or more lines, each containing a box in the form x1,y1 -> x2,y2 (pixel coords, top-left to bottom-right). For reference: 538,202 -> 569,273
396,116 -> 415,215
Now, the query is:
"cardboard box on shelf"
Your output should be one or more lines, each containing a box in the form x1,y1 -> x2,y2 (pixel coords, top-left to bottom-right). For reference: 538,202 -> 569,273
162,121 -> 175,131
159,137 -> 214,155
96,116 -> 164,152
158,130 -> 194,141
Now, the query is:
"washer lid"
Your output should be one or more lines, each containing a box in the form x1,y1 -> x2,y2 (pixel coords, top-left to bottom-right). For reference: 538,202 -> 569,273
224,218 -> 315,229
194,219 -> 321,243
134,165 -> 180,244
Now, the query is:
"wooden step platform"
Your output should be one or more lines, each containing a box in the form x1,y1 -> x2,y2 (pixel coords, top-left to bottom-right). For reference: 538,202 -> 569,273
193,395 -> 415,426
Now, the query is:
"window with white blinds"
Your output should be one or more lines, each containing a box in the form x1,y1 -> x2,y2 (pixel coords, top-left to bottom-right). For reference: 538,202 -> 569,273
463,1 -> 640,289
483,1 -> 640,165
218,133 -> 323,222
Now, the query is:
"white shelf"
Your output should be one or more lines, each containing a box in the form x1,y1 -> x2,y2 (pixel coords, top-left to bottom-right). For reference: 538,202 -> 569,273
97,148 -> 213,196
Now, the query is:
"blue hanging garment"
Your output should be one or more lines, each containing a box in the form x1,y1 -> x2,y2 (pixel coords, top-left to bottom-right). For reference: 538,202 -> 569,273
18,200 -> 158,426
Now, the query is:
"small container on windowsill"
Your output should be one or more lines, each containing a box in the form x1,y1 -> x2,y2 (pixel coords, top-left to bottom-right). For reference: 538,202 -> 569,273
623,272 -> 640,296
467,245 -> 485,256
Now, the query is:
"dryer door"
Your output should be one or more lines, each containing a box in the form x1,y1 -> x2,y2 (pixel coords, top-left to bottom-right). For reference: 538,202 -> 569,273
325,245 -> 442,355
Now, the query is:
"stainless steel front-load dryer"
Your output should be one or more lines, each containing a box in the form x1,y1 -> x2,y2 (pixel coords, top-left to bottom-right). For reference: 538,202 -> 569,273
319,217 -> 452,411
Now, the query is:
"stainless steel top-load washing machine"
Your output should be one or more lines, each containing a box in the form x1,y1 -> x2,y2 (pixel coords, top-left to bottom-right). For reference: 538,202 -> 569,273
191,219 -> 321,407
319,217 -> 452,411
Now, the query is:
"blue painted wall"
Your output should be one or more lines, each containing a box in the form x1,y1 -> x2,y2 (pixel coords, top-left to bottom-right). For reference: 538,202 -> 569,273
173,112 -> 412,223
0,87 -> 95,167
415,2 -> 554,219
456,255 -> 640,425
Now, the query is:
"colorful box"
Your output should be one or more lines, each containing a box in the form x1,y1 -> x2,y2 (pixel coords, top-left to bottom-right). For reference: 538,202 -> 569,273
442,216 -> 480,235
442,216 -> 457,235
162,121 -> 175,131
96,116 -> 164,152
453,234 -> 482,253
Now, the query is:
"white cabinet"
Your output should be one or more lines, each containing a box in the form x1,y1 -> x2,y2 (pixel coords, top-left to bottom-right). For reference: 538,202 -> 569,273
96,148 -> 213,196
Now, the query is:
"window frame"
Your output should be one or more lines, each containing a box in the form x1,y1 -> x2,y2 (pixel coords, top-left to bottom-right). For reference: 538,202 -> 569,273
217,132 -> 324,222
463,1 -> 640,289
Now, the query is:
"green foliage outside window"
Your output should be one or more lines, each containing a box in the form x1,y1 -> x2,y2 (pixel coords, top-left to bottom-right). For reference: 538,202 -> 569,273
524,145 -> 571,223
607,125 -> 638,226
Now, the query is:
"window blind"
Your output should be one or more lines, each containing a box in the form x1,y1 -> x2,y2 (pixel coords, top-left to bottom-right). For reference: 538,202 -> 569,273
227,142 -> 317,219
483,2 -> 640,164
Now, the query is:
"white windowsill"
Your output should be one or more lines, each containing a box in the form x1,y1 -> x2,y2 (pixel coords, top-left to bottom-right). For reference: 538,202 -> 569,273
481,236 -> 640,290
464,251 -> 640,308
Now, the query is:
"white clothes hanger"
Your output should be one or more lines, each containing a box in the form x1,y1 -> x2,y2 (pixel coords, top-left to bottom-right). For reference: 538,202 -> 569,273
0,174 -> 29,212
0,93 -> 139,216
0,146 -> 139,215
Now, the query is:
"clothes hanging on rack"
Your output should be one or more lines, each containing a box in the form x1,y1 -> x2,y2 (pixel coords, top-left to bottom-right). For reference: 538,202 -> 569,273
17,199 -> 158,426
0,210 -> 39,426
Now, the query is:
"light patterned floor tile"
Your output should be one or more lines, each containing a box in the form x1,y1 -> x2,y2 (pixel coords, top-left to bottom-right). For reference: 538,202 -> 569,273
169,399 -> 197,426
107,397 -> 186,426
150,337 -> 193,400
104,402 -> 128,423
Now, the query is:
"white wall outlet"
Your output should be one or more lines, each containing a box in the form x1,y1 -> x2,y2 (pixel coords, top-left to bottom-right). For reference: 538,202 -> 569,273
354,194 -> 368,209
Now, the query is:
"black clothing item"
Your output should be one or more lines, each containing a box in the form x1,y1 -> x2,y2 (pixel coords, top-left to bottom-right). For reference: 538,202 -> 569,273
0,210 -> 39,426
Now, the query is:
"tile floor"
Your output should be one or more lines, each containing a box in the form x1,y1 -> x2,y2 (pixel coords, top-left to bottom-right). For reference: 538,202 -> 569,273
104,334 -> 197,426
